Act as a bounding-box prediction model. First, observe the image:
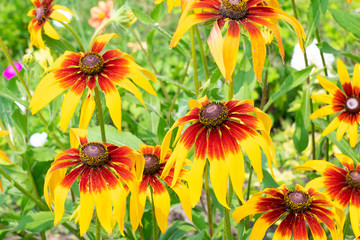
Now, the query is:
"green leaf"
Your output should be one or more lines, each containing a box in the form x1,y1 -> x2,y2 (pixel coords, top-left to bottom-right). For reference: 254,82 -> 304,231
132,8 -> 191,60
317,41 -> 360,63
159,221 -> 196,240
293,87 -> 311,153
264,66 -> 313,111
87,125 -> 144,149
261,168 -> 279,189
147,29 -> 156,56
11,109 -> 27,136
151,3 -> 165,22
313,118 -> 360,163
329,8 -> 360,37
31,147 -> 57,162
306,0 -> 328,45
13,212 -> 60,232
0,84 -> 28,107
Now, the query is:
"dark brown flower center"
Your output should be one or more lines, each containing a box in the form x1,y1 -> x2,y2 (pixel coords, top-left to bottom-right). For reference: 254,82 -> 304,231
143,154 -> 161,175
345,97 -> 360,113
35,6 -> 47,23
219,0 -> 247,21
199,102 -> 229,128
346,170 -> 360,189
79,142 -> 109,166
79,52 -> 104,75
284,190 -> 312,213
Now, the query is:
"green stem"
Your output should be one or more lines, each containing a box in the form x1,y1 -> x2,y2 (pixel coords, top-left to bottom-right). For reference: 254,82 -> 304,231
290,0 -> 316,159
228,77 -> 235,101
190,27 -> 200,98
0,37 -> 65,149
246,167 -> 253,201
150,187 -> 158,240
60,22 -> 85,52
224,181 -> 233,240
96,217 -> 101,240
204,162 -> 213,237
94,87 -> 106,142
194,26 -> 210,80
128,26 -> 170,100
166,60 -> 191,122
343,211 -> 350,238
315,29 -> 330,161
138,226 -> 145,240
260,47 -> 270,111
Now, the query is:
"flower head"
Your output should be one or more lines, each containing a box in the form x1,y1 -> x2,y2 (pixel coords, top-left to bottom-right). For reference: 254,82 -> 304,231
0,130 -> 15,193
27,0 -> 74,49
233,184 -> 340,240
170,0 -> 305,81
88,0 -> 113,31
43,129 -> 144,235
29,33 -> 157,132
310,59 -> 360,147
161,96 -> 276,208
130,145 -> 192,233
2,62 -> 22,80
295,154 -> 360,237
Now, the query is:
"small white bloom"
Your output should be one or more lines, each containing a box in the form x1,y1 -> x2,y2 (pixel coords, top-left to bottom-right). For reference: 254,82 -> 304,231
29,132 -> 48,147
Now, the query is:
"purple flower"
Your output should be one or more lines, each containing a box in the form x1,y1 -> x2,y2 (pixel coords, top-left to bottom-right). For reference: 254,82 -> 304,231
3,62 -> 22,80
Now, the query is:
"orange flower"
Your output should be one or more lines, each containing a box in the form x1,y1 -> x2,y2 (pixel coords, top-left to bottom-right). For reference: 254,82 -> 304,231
88,0 -> 113,30
170,0 -> 305,81
27,0 -> 74,49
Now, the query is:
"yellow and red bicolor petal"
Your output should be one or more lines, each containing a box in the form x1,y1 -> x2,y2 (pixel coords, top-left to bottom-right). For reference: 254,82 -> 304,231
249,6 -> 305,52
247,15 -> 285,62
220,126 -> 245,203
170,12 -> 220,48
240,19 -> 266,81
54,165 -> 86,225
78,167 -> 94,236
187,127 -> 207,207
140,145 -> 154,155
232,194 -> 263,222
60,76 -> 87,132
337,59 -> 352,94
335,153 -> 354,171
166,179 -> 192,221
69,128 -> 88,148
138,175 -> 150,222
223,20 -> 240,82
207,128 -> 229,208
91,33 -> 118,53
98,75 -> 122,131
311,94 -> 334,104
124,61 -> 157,96
31,0 -> 40,7
45,52 -> 81,73
304,177 -> 326,190
150,178 -> 170,233
162,122 -> 202,183
249,209 -> 287,240
43,21 -> 60,40
79,92 -> 95,129
350,190 -> 360,237
310,105 -> 339,120
207,21 -> 226,79
303,212 -> 327,240
273,212 -> 296,240
293,213 -> 308,240
294,160 -> 342,175
188,95 -> 210,109
316,75 -> 341,95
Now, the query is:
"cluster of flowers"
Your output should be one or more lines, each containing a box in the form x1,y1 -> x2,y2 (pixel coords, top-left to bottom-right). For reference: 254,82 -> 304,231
0,0 -> 358,239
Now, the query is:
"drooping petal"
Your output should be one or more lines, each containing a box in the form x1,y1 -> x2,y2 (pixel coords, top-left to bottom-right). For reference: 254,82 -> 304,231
304,212 -> 327,240
223,20 -> 240,82
240,19 -> 266,81
249,209 -> 286,240
52,5 -> 75,16
293,213 -> 308,240
79,167 -> 94,236
50,10 -> 71,23
79,92 -> 95,129
43,21 -> 60,40
207,21 -> 226,79
98,75 -> 122,131
350,189 -> 360,236
150,178 -> 170,233
310,105 -> 339,119
273,212 -> 296,240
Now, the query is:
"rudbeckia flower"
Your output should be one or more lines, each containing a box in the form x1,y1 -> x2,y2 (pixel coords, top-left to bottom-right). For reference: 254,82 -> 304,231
130,145 -> 192,233
0,130 -> 14,193
295,154 -> 360,237
88,0 -> 113,31
310,59 -> 360,147
161,96 -> 276,208
170,0 -> 305,81
233,184 -> 339,240
27,0 -> 74,49
29,33 -> 157,132
43,129 -> 144,235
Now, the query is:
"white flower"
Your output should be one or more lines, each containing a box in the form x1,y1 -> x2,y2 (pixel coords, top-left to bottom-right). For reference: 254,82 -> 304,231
29,132 -> 48,147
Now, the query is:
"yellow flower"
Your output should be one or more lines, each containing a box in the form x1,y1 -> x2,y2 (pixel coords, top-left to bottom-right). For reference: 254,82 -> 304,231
310,59 -> 360,147
27,0 -> 74,49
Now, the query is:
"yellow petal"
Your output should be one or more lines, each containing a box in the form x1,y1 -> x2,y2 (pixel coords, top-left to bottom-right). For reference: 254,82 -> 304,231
350,202 -> 360,236
209,159 -> 229,209
172,182 -> 192,221
321,116 -> 341,136
79,191 -> 94,236
69,128 -> 88,148
153,187 -> 170,233
226,147 -> 245,203
223,21 -> 240,82
93,185 -> 113,234
337,59 -> 351,87
79,92 -> 95,129
240,138 -> 263,182
310,105 -> 338,119
187,158 -> 206,207
52,5 -> 75,17
317,75 -> 340,95
304,177 -> 326,190
207,22 -> 226,79
311,94 -> 334,104
336,120 -> 348,141
353,64 -> 360,91
50,10 -> 71,23
126,62 -> 157,96
54,184 -> 71,225
294,160 -> 337,175
348,122 -> 358,148
44,21 -> 60,40
104,87 -> 122,132
115,78 -> 145,107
